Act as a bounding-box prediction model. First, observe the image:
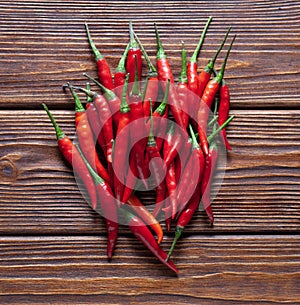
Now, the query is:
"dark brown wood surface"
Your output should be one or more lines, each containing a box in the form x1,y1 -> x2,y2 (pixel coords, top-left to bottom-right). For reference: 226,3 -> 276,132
0,1 -> 299,304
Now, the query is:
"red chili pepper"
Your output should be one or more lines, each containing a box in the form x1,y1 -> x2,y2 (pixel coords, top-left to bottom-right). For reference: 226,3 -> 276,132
114,42 -> 130,98
42,103 -> 98,211
197,26 -> 231,98
120,208 -> 178,274
112,74 -> 131,203
197,35 -> 236,156
166,160 -> 177,219
200,140 -> 217,225
177,41 -> 190,130
218,79 -> 232,150
84,83 -> 107,159
167,187 -> 201,260
85,23 -> 114,91
75,84 -> 114,163
176,125 -> 205,213
187,17 -> 212,97
163,122 -> 183,168
126,21 -> 142,86
127,194 -> 163,244
66,84 -> 110,183
147,103 -> 167,213
129,56 -> 149,188
133,30 -> 159,117
154,24 -> 185,130
76,144 -> 118,259
152,79 -> 170,151
83,73 -> 122,131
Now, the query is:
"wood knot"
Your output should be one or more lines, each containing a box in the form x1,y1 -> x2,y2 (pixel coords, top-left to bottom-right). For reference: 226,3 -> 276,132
0,155 -> 20,184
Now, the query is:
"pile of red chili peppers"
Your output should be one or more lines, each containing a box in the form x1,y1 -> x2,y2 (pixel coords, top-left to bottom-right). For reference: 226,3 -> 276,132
43,17 -> 236,274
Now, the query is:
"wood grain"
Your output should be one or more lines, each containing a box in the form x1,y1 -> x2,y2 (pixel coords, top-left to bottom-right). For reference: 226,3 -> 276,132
0,0 -> 299,109
0,110 -> 299,234
0,1 -> 299,303
0,235 -> 299,304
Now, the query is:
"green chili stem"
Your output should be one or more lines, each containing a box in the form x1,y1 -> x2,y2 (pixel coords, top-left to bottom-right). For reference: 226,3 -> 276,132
141,77 -> 149,101
83,73 -> 116,101
155,78 -> 170,116
207,115 -> 219,127
75,144 -> 104,185
42,103 -> 65,140
133,31 -> 157,75
205,26 -> 231,72
189,124 -> 200,149
215,35 -> 236,84
85,22 -> 103,61
178,41 -> 188,83
129,20 -> 139,49
154,23 -> 166,59
147,98 -> 156,146
120,74 -> 130,113
190,16 -> 213,63
166,226 -> 183,261
86,83 -> 93,103
67,83 -> 85,113
116,42 -> 130,73
207,115 -> 234,144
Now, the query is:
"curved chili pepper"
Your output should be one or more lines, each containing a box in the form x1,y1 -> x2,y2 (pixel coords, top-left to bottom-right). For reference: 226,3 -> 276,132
163,122 -> 183,168
200,139 -> 217,225
176,125 -> 205,213
152,79 -> 170,151
129,56 -> 149,188
126,21 -> 142,86
42,103 -> 98,211
154,24 -> 185,131
197,35 -> 236,156
76,144 -> 118,259
85,23 -> 114,91
197,26 -> 231,98
167,187 -> 201,261
187,17 -> 212,97
114,42 -> 130,98
177,41 -> 190,130
147,103 -> 167,214
83,73 -> 121,131
218,79 -> 232,150
113,74 -> 131,203
85,83 -> 107,159
133,30 -> 159,117
166,160 -> 177,219
120,208 -> 178,274
81,83 -> 114,163
66,84 -> 110,182
127,194 -> 163,244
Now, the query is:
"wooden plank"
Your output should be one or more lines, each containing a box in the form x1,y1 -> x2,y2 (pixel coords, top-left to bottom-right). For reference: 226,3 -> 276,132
0,235 -> 299,304
0,0 -> 299,109
0,110 -> 299,234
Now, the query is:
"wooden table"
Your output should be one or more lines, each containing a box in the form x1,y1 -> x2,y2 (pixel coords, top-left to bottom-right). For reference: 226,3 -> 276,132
0,1 -> 299,304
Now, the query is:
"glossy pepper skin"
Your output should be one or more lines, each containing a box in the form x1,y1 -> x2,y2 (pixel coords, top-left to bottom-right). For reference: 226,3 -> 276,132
114,42 -> 130,98
42,104 -> 98,211
122,209 -> 178,274
187,17 -> 212,97
67,84 -> 110,183
133,30 -> 159,118
197,26 -> 231,98
154,24 -> 185,131
126,21 -> 142,86
113,74 -> 131,204
177,41 -> 190,130
77,145 -> 118,259
197,35 -> 236,156
85,23 -> 114,91
218,79 -> 232,150
127,194 -> 163,244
